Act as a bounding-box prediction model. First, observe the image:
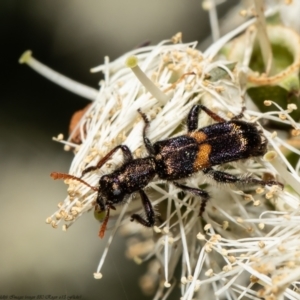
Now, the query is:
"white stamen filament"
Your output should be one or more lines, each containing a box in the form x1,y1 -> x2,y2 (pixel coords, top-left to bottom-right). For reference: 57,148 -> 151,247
125,55 -> 169,104
96,200 -> 131,275
253,0 -> 274,74
19,50 -> 98,101
203,0 -> 220,42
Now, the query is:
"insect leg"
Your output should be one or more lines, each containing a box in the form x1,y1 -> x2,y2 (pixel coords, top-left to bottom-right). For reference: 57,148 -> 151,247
188,104 -> 226,131
138,109 -> 155,155
130,190 -> 156,227
81,145 -> 133,177
199,105 -> 226,122
231,106 -> 246,120
173,181 -> 210,216
203,168 -> 283,189
187,105 -> 201,132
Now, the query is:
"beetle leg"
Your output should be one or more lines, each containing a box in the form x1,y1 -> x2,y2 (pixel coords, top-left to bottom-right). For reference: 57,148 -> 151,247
187,105 -> 201,132
173,181 -> 210,216
81,145 -> 133,177
203,168 -> 283,189
231,106 -> 246,120
138,109 -> 155,155
199,105 -> 226,123
187,104 -> 226,133
130,190 -> 156,227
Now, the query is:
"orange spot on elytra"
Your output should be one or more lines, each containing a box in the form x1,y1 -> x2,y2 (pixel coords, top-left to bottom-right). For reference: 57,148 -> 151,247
193,143 -> 211,170
188,131 -> 207,143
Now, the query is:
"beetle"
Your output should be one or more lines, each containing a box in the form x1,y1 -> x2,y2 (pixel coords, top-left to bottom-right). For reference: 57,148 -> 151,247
51,104 -> 282,237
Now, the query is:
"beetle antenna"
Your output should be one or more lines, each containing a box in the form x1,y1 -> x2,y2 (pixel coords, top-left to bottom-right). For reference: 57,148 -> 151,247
99,208 -> 110,238
50,172 -> 98,191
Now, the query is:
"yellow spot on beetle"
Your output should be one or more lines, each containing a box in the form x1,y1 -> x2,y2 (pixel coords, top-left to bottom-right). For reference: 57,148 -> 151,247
188,131 -> 207,143
193,143 -> 211,170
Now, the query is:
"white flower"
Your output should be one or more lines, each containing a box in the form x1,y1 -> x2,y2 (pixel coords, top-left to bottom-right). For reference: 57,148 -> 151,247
19,1 -> 300,299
